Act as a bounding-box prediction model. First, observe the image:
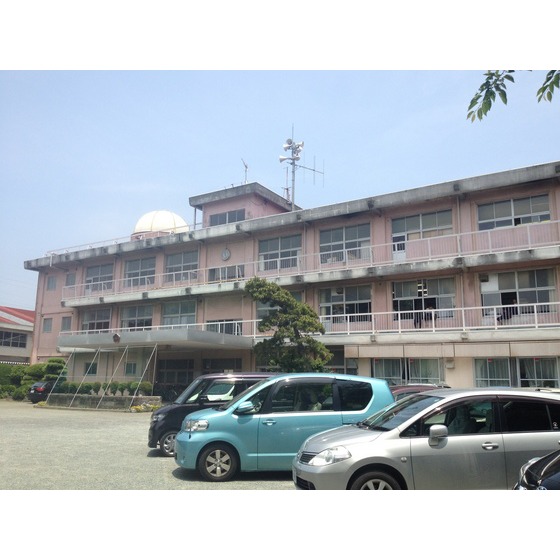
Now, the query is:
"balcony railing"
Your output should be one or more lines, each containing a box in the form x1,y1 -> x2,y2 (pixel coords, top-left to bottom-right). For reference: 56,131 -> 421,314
61,219 -> 560,302
60,302 -> 560,340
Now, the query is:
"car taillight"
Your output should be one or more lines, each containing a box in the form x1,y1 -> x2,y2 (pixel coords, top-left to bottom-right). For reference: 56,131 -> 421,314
36,387 -> 45,392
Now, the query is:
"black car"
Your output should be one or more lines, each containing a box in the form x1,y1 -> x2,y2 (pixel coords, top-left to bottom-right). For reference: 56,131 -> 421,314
28,381 -> 56,403
514,448 -> 560,490
148,372 -> 273,456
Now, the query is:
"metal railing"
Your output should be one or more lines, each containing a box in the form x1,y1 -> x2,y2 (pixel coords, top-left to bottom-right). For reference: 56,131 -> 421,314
60,302 -> 560,340
61,219 -> 560,302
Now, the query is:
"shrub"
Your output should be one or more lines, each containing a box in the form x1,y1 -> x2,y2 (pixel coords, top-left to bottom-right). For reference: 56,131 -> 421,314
12,387 -> 27,401
80,383 -> 93,395
128,382 -> 140,396
92,382 -> 102,395
109,382 -> 119,396
117,383 -> 128,396
139,382 -> 153,395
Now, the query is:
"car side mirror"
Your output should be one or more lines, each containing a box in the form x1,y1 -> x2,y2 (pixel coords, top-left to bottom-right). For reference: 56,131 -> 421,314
428,424 -> 448,446
236,401 -> 256,415
198,395 -> 209,404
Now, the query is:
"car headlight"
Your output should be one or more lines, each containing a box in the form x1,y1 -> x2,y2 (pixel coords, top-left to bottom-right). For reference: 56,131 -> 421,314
308,446 -> 351,466
184,419 -> 209,432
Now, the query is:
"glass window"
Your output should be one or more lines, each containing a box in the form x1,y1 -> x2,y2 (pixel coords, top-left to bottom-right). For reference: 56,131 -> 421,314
393,277 -> 455,319
474,358 -> 511,387
319,285 -> 371,322
391,210 -> 452,251
270,381 -> 333,413
338,379 -> 373,410
259,234 -> 301,271
121,305 -> 153,330
125,258 -> 156,287
209,209 -> 245,226
46,276 -> 56,291
125,362 -> 137,376
85,264 -> 114,291
85,362 -> 97,376
162,300 -> 196,326
81,308 -> 111,332
501,399 -> 560,432
42,318 -> 52,333
165,250 -> 198,282
61,316 -> 72,332
519,358 -> 559,388
65,272 -> 76,287
478,195 -> 550,230
320,224 -> 370,263
0,331 -> 27,348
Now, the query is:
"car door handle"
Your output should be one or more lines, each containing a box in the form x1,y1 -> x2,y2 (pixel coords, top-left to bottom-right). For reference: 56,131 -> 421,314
262,419 -> 277,425
482,442 -> 499,450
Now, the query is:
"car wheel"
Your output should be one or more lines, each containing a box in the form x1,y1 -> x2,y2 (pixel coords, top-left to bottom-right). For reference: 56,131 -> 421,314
197,444 -> 238,482
350,471 -> 401,490
159,431 -> 177,457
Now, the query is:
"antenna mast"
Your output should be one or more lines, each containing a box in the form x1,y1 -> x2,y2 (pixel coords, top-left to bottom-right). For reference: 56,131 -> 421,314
279,135 -> 323,211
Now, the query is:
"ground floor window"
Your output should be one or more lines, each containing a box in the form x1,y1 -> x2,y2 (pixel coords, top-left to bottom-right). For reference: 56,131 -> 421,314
474,358 -> 511,387
519,358 -> 559,388
155,359 -> 195,395
202,358 -> 242,374
371,358 -> 443,385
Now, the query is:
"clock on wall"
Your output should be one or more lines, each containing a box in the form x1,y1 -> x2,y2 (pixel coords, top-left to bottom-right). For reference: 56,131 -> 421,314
221,248 -> 231,261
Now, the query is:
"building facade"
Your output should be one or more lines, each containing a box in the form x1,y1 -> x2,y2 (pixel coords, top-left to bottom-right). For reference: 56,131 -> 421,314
0,306 -> 34,364
24,161 -> 560,392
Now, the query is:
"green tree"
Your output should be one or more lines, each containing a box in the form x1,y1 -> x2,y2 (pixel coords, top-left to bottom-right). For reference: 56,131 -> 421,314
244,277 -> 333,373
468,70 -> 559,122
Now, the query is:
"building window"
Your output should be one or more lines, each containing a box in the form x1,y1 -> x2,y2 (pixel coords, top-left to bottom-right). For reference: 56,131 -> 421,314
0,331 -> 27,348
65,272 -> 76,287
46,276 -> 57,291
125,362 -> 137,376
121,305 -> 153,331
85,264 -> 113,292
165,250 -> 198,283
162,300 -> 196,326
259,234 -> 302,271
81,309 -> 111,332
206,320 -> 242,336
208,265 -> 244,282
478,194 -> 550,231
125,258 -> 156,287
156,359 -> 195,388
480,268 -> 556,314
319,224 -> 370,264
475,358 -> 511,387
202,358 -> 242,373
85,362 -> 97,376
209,209 -> 245,226
372,358 -> 443,385
519,358 -> 558,388
392,277 -> 455,319
61,316 -> 72,332
256,291 -> 302,320
319,286 -> 372,322
392,210 -> 452,253
42,318 -> 53,333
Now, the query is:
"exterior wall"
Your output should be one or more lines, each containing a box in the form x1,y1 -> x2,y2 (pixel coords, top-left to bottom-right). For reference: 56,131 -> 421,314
25,164 -> 560,391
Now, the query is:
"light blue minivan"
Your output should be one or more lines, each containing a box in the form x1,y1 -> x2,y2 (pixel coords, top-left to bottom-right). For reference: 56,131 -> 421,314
174,373 -> 394,482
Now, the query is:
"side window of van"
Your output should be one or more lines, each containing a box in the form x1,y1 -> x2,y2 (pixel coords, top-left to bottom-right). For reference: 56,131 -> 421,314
337,380 -> 372,411
501,399 -> 558,432
270,382 -> 333,413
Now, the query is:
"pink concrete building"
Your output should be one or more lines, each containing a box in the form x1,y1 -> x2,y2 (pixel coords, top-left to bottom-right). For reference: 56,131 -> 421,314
0,306 -> 35,364
24,161 -> 560,392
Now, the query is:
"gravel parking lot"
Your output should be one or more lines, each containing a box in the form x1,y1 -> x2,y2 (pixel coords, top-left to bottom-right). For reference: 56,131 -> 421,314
0,399 -> 294,490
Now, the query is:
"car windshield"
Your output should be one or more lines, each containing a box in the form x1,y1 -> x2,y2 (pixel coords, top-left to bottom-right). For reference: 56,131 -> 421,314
173,378 -> 215,404
361,394 -> 443,431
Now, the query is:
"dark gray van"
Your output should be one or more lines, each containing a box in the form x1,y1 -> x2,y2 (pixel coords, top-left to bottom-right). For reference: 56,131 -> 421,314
148,373 -> 273,456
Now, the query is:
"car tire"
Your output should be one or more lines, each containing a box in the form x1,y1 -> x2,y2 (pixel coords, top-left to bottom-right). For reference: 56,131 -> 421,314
350,470 -> 401,490
159,431 -> 177,457
197,443 -> 238,482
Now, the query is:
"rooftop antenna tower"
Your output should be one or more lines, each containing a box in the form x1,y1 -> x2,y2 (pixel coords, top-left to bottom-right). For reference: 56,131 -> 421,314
279,131 -> 324,211
241,159 -> 249,184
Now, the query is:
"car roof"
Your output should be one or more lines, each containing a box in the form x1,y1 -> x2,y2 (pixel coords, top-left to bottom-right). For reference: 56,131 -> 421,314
264,373 -> 389,384
415,387 -> 560,400
194,372 -> 274,380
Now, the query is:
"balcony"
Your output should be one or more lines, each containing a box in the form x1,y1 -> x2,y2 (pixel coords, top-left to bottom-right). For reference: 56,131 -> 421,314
58,302 -> 560,351
61,219 -> 560,306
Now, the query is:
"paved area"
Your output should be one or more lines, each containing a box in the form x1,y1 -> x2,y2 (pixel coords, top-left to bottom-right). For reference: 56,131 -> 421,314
0,399 -> 294,490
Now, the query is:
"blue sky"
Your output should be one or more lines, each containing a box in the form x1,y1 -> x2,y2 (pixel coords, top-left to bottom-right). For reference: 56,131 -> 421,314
1,4 -> 558,310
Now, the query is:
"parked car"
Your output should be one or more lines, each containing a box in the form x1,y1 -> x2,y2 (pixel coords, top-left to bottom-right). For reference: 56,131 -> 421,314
28,381 -> 56,403
149,373 -> 273,456
174,373 -> 395,481
390,383 -> 450,401
292,387 -> 560,490
513,448 -> 560,490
